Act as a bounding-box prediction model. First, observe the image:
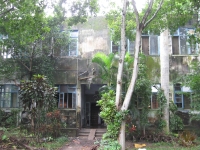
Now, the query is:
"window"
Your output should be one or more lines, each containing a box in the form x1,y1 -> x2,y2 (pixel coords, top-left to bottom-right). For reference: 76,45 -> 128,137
150,85 -> 160,109
174,83 -> 191,109
151,93 -> 158,109
110,39 -> 135,54
0,85 -> 19,108
172,28 -> 198,55
111,41 -> 120,53
127,39 -> 135,55
61,30 -> 78,56
58,85 -> 76,109
142,35 -> 160,56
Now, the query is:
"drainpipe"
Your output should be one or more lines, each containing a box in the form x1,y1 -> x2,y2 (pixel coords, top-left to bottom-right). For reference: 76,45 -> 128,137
76,58 -> 81,132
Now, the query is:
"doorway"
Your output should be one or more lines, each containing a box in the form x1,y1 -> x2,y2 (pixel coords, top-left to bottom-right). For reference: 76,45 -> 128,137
85,102 -> 104,127
82,84 -> 105,128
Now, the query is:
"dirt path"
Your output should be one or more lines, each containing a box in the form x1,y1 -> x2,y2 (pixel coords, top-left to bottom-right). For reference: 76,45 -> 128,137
59,137 -> 135,150
59,137 -> 99,150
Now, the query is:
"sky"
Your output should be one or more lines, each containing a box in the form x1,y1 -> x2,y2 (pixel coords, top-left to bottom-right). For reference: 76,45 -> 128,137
98,0 -> 147,14
45,0 -> 147,17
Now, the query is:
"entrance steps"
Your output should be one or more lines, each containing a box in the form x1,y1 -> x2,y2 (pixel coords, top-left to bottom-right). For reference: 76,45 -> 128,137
78,128 -> 107,140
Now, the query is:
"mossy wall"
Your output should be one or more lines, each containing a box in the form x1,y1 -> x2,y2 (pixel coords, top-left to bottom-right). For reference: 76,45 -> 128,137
145,56 -> 160,83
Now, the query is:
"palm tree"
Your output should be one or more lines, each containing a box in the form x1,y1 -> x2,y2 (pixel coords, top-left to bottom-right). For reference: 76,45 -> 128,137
92,52 -> 134,88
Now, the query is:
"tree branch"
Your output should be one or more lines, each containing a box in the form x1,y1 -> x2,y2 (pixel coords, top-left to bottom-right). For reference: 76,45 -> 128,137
141,0 -> 154,28
144,0 -> 164,28
17,59 -> 31,72
0,7 -> 14,18
132,0 -> 140,27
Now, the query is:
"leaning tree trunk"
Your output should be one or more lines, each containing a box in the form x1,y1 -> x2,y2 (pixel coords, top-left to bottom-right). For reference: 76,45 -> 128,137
160,29 -> 169,133
116,0 -> 164,149
119,27 -> 142,150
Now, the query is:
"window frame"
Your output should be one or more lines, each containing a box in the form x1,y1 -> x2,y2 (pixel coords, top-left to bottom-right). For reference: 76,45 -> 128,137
150,84 -> 160,109
60,30 -> 78,57
141,35 -> 160,56
58,85 -> 76,109
173,83 -> 191,109
0,84 -> 19,108
172,28 -> 198,55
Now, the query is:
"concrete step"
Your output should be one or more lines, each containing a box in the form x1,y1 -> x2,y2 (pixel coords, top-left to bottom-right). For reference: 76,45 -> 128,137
78,128 -> 107,139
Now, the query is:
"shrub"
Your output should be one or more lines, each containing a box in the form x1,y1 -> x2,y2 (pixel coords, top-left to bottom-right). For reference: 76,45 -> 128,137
178,131 -> 196,147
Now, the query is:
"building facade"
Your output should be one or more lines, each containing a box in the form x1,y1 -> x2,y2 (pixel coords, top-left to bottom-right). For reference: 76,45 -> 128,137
0,16 -> 199,135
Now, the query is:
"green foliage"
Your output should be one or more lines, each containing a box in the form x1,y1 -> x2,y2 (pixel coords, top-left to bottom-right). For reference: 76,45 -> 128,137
184,61 -> 200,121
1,134 -> 8,141
0,109 -> 20,128
97,90 -> 128,149
169,101 -> 184,131
0,0 -> 99,83
92,52 -> 134,87
178,131 -> 197,147
129,54 -> 151,135
106,0 -> 194,43
97,90 -> 128,140
39,110 -> 62,138
97,139 -> 121,150
154,88 -> 167,132
19,74 -> 57,140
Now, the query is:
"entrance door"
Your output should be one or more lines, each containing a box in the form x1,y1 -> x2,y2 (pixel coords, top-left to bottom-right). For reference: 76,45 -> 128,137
85,102 -> 91,126
90,103 -> 101,127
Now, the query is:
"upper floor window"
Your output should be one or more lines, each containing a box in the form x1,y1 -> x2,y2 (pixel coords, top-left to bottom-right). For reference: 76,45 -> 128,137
172,28 -> 198,55
174,83 -> 191,109
61,30 -> 78,57
110,39 -> 135,55
142,35 -> 160,56
111,41 -> 120,54
0,85 -> 19,108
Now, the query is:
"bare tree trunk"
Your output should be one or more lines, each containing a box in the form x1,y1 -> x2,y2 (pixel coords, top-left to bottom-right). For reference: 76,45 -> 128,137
116,1 -> 164,149
119,27 -> 142,150
160,29 -> 169,133
115,0 -> 127,110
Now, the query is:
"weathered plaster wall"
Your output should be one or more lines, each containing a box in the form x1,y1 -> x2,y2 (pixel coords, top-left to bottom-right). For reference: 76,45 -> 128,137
79,29 -> 110,58
169,56 -> 198,81
73,17 -> 110,59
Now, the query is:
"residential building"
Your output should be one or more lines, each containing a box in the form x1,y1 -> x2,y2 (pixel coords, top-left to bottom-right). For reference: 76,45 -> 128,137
0,16 -> 199,135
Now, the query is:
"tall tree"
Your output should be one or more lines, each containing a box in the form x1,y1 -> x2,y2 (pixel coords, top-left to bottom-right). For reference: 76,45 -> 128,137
117,1 -> 164,149
106,0 -> 195,149
0,0 -> 99,82
160,29 -> 169,132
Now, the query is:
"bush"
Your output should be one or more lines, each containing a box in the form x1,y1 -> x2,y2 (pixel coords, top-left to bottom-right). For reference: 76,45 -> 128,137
178,131 -> 196,147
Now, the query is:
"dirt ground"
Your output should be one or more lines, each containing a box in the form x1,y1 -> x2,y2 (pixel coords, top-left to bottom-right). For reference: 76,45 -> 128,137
58,137 -> 147,150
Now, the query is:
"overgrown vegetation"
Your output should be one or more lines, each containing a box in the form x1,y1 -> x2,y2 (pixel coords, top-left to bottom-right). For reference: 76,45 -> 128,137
169,101 -> 184,132
184,61 -> 200,121
97,90 -> 128,149
0,109 -> 20,128
19,74 -> 59,140
154,88 -> 167,132
178,131 -> 197,147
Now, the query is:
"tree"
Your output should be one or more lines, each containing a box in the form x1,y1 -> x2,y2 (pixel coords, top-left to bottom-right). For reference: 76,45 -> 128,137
106,0 -> 195,149
19,74 -> 57,140
184,61 -> 200,120
116,1 -> 164,149
92,52 -> 134,87
0,0 -> 99,82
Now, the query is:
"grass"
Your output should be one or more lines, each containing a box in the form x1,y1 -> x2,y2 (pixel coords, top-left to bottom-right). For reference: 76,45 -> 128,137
37,136 -> 68,150
130,140 -> 200,150
1,127 -> 68,150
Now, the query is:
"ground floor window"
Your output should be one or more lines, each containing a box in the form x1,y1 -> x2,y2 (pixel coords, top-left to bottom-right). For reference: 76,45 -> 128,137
174,83 -> 191,109
0,84 -> 19,108
150,85 -> 160,109
57,85 -> 76,109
